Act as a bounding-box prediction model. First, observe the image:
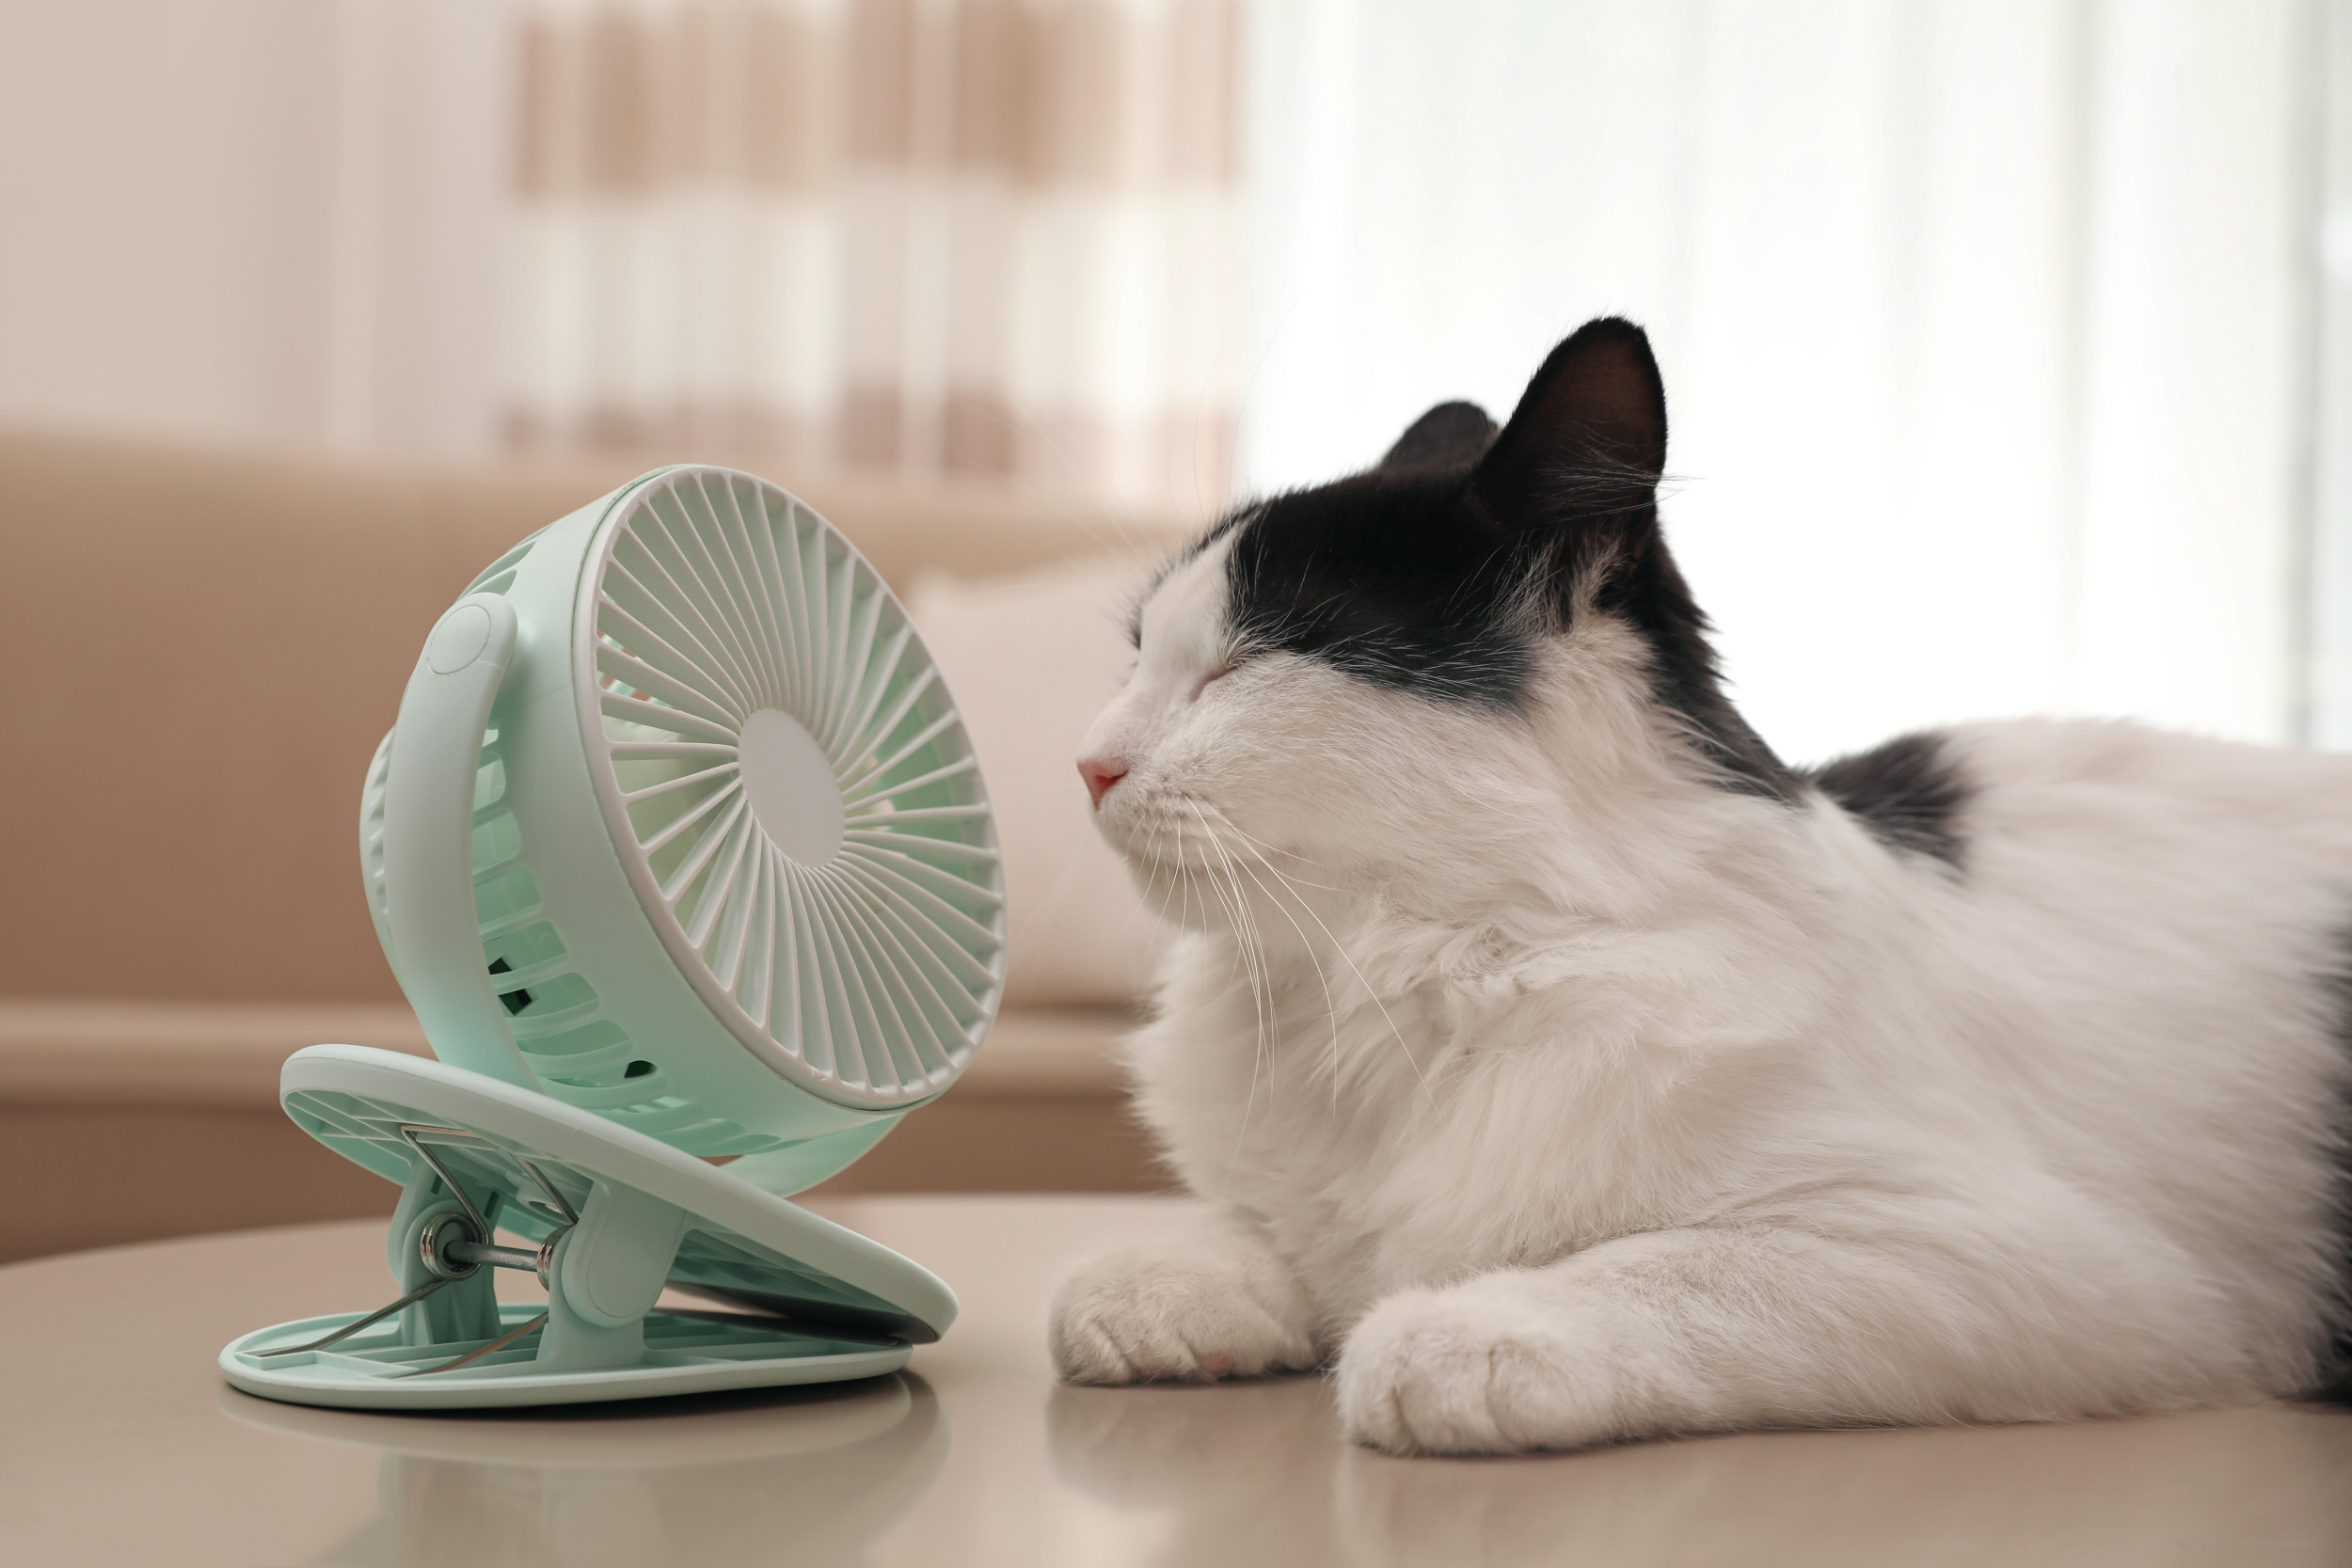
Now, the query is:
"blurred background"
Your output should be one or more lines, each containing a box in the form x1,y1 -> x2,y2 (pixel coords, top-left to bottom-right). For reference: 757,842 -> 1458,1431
5,0 -> 2352,1258
6,0 -> 2351,749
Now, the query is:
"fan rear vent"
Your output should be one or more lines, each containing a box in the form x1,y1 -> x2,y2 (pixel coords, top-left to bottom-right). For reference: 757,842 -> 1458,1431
463,531 -> 544,599
361,733 -> 395,943
486,958 -> 532,1015
466,732 -> 790,1156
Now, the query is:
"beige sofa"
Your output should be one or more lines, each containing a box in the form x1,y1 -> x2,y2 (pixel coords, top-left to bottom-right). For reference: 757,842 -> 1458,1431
0,430 -> 1183,1263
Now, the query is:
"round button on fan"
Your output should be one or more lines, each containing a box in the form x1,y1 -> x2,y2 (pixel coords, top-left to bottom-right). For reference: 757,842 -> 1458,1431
425,602 -> 494,673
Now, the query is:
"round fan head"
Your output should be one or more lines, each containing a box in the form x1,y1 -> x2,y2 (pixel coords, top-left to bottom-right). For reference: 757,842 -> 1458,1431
363,467 -> 1006,1174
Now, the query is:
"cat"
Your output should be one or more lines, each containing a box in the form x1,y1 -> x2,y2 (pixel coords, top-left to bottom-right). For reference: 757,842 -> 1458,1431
1045,316 -> 2352,1456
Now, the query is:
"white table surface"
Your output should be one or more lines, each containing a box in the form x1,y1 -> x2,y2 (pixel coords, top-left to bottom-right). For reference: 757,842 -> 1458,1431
5,1193 -> 2351,1567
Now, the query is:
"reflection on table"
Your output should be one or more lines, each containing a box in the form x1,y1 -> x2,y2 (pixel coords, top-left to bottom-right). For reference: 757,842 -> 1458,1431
227,1372 -> 946,1568
1045,1370 -> 2352,1567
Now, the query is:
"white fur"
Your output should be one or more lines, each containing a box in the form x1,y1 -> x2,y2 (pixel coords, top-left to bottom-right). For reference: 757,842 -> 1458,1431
1048,538 -> 2352,1455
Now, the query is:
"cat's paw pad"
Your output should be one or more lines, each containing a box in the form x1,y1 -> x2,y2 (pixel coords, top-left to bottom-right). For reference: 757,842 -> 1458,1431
1336,1285 -> 1616,1455
1050,1247 -> 1318,1385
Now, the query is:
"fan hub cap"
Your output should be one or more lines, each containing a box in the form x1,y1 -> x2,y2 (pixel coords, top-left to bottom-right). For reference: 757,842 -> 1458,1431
736,707 -> 845,865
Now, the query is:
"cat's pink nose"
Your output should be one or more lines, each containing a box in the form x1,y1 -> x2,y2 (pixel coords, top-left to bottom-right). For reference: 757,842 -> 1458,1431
1078,755 -> 1128,808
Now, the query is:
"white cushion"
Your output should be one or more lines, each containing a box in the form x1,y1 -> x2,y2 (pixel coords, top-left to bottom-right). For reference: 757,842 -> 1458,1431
906,557 -> 1168,1006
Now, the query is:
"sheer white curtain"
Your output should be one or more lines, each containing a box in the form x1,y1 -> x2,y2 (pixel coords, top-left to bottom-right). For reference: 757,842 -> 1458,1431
505,0 -> 1244,511
2313,0 -> 2352,747
1244,0 -> 2316,763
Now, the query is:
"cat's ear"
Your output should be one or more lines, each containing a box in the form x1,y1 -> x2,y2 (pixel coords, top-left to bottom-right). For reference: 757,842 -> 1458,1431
1376,400 -> 1498,475
1470,317 -> 1666,527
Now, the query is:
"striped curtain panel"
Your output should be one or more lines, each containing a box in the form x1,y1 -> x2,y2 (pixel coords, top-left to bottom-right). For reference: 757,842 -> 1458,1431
506,0 -> 1243,510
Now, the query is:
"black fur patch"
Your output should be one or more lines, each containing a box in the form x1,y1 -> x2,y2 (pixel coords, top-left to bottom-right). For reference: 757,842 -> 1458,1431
1214,476 -> 1802,797
1806,732 -> 1971,866
1589,535 -> 1799,800
1378,401 -> 1500,475
1223,471 -> 1535,708
1210,323 -> 1801,800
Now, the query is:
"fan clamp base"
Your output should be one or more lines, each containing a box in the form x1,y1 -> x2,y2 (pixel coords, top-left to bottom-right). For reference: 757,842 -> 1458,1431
221,1047 -> 951,1412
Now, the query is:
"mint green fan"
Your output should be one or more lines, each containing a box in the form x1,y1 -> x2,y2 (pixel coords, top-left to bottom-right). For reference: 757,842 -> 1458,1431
221,466 -> 1005,1409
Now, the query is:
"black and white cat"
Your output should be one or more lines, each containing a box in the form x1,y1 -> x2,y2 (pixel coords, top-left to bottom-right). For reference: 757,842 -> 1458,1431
1046,318 -> 2352,1455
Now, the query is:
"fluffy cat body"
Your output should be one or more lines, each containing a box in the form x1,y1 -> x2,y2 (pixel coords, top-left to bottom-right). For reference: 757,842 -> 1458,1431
1049,320 -> 2352,1454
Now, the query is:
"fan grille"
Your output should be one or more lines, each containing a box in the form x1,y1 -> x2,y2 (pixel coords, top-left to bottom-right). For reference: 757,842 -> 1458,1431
577,470 -> 1005,1107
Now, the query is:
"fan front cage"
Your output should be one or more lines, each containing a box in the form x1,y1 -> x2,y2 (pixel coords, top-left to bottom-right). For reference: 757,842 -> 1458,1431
574,470 -> 1006,1109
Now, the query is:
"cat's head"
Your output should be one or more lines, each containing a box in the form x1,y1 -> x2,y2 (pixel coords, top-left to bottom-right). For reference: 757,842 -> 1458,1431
1077,318 -> 1793,928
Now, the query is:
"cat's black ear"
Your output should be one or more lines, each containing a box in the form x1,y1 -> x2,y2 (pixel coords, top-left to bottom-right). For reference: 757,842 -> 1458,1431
1376,401 -> 1499,476
1470,318 -> 1665,527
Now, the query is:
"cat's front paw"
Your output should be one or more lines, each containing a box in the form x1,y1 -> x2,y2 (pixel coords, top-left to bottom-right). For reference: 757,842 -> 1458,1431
1336,1280 -> 1623,1455
1050,1243 -> 1320,1385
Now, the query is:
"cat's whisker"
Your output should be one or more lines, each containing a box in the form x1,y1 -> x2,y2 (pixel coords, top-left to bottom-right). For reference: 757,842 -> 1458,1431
1195,826 -> 1276,1159
1170,816 -> 1195,935
1137,823 -> 1184,925
1215,830 -> 1288,1106
1187,800 -> 1378,1129
1216,830 -> 1349,1105
1199,800 -> 1434,1104
1216,834 -> 1283,1124
1184,804 -> 1346,892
